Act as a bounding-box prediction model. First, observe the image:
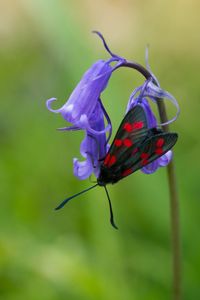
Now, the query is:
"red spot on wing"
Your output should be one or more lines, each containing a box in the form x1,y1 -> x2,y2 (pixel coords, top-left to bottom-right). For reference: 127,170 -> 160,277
108,155 -> 116,167
114,139 -> 122,147
104,154 -> 116,167
141,159 -> 149,166
123,139 -> 133,147
123,123 -> 132,132
122,168 -> 132,177
133,121 -> 144,130
156,138 -> 165,147
104,153 -> 110,166
140,152 -> 149,159
155,148 -> 163,155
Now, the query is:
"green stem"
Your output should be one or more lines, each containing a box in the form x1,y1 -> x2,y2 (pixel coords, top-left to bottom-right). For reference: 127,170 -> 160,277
157,100 -> 181,300
115,61 -> 181,299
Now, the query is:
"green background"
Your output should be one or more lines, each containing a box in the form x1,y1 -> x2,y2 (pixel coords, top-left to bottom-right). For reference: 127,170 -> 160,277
0,1 -> 199,299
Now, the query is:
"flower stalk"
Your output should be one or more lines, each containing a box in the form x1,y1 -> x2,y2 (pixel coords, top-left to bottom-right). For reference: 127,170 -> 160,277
157,100 -> 181,300
116,60 -> 181,300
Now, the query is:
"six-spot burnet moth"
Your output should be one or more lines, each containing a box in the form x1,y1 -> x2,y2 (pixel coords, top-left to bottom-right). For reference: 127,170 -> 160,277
55,105 -> 178,229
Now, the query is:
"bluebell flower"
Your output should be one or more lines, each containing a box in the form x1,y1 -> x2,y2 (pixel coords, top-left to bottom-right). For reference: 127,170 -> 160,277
126,79 -> 179,174
46,31 -> 124,179
46,59 -> 112,130
46,32 -> 124,132
73,100 -> 110,179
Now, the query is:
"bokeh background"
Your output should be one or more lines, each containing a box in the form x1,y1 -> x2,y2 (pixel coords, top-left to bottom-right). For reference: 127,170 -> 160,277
0,1 -> 199,299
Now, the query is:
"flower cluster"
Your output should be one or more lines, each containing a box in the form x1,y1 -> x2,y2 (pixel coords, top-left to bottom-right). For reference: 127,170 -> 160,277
46,32 -> 179,179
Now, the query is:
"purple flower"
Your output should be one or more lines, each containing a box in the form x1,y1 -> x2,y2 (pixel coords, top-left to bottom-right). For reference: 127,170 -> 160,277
46,59 -> 113,130
46,31 -> 123,180
126,79 -> 179,174
46,32 -> 124,132
73,100 -> 109,179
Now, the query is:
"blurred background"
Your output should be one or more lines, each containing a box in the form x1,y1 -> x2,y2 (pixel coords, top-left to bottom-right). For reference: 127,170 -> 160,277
0,0 -> 199,299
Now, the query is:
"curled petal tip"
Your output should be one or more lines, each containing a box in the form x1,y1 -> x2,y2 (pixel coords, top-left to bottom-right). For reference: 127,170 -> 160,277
46,97 -> 60,113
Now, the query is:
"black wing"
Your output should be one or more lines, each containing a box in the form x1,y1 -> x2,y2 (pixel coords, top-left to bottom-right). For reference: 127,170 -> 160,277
98,104 -> 178,184
118,132 -> 178,179
102,105 -> 149,169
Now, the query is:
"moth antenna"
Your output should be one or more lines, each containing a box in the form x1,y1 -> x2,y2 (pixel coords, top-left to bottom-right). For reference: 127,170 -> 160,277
55,184 -> 98,210
104,186 -> 118,230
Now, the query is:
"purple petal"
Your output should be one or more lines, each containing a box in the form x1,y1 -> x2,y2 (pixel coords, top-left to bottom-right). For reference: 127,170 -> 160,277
139,98 -> 157,128
46,60 -> 113,126
46,98 -> 63,113
73,157 -> 93,180
126,86 -> 142,112
141,150 -> 173,174
72,101 -> 108,180
141,160 -> 159,174
73,133 -> 100,180
127,78 -> 180,127
158,150 -> 173,167
78,114 -> 111,136
144,81 -> 180,125
144,50 -> 179,123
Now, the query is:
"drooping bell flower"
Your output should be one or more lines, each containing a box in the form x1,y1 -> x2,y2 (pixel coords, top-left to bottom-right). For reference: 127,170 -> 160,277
46,32 -> 124,132
46,60 -> 112,128
46,32 -> 123,179
126,79 -> 179,174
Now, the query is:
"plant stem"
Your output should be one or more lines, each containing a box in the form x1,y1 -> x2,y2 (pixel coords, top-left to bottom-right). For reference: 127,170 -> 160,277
157,100 -> 181,300
115,61 -> 181,299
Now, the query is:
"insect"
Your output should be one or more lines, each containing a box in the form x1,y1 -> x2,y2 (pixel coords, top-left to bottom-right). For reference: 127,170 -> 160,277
55,105 -> 178,229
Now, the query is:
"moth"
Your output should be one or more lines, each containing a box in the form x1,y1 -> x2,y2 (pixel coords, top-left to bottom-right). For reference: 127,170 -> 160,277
55,105 -> 178,229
